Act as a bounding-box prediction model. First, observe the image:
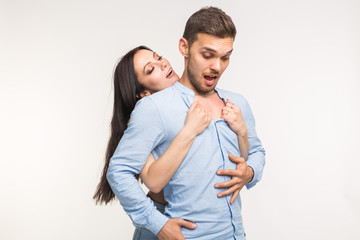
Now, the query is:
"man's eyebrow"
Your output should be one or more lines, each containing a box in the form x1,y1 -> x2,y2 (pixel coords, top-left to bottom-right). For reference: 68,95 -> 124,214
225,49 -> 233,55
201,47 -> 233,55
201,47 -> 216,53
143,52 -> 156,74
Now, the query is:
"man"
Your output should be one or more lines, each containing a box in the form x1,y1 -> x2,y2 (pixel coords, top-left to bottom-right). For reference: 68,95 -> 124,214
107,7 -> 265,240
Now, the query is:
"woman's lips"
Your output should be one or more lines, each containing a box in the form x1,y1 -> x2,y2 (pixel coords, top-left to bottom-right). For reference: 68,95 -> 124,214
166,68 -> 174,78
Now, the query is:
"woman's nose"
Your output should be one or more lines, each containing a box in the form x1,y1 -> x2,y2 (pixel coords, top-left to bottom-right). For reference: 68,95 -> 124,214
160,59 -> 167,71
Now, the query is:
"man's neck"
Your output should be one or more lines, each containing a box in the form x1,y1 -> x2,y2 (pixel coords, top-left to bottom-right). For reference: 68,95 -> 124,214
179,74 -> 217,98
195,90 -> 217,98
179,75 -> 194,92
179,74 -> 225,120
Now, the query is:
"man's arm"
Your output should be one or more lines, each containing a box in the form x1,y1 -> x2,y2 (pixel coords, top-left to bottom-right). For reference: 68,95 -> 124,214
106,97 -> 169,234
242,97 -> 266,190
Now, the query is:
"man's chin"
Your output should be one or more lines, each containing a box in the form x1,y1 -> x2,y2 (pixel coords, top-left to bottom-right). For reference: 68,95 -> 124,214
195,85 -> 217,96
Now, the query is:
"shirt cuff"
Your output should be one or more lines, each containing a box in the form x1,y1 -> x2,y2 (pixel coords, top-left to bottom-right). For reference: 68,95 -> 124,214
146,207 -> 169,235
245,153 -> 265,190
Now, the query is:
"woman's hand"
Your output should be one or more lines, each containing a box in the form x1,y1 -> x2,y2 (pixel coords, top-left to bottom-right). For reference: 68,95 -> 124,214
221,99 -> 247,136
184,101 -> 211,137
140,101 -> 210,193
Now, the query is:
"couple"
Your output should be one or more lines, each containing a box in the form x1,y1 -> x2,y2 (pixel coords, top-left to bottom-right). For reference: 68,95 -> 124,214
94,7 -> 265,240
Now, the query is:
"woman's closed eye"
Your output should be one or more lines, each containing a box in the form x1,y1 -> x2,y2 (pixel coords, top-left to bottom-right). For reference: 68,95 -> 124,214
154,52 -> 162,61
147,67 -> 154,74
146,54 -> 163,74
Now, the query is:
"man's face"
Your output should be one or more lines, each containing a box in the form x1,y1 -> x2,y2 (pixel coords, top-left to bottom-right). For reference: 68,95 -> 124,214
186,33 -> 234,95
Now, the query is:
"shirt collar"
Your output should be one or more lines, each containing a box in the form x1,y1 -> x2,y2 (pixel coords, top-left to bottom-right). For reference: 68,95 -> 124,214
174,81 -> 222,98
174,81 -> 195,96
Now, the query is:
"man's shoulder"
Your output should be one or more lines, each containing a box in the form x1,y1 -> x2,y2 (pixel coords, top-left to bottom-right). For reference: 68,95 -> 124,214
134,85 -> 179,111
149,84 -> 178,101
216,88 -> 248,105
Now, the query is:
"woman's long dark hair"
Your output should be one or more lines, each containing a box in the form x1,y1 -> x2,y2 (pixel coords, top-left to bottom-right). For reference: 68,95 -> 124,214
93,46 -> 152,205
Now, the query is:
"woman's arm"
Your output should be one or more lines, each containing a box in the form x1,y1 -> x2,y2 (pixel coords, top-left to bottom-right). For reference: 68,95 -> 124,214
139,101 -> 211,193
221,99 -> 249,204
222,99 -> 249,160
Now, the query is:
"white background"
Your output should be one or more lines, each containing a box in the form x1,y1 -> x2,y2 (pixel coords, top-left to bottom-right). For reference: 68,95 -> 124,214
1,0 -> 359,239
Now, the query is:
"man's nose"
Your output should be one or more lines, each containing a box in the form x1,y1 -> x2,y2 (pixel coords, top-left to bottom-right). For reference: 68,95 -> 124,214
210,59 -> 221,72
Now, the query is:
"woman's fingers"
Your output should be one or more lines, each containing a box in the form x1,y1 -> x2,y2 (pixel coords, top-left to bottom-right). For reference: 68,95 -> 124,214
222,106 -> 233,118
188,101 -> 199,112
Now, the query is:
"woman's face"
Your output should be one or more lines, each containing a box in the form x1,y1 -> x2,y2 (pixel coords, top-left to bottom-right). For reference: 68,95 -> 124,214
133,49 -> 179,95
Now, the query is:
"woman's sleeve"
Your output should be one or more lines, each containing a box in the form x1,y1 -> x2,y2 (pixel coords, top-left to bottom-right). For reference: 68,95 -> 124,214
106,97 -> 168,235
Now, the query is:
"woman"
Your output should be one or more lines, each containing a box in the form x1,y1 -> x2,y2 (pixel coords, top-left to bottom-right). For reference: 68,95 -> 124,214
93,46 -> 249,239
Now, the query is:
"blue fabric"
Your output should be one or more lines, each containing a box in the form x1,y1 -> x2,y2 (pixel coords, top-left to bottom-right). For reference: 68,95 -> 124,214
107,82 -> 265,240
132,200 -> 165,240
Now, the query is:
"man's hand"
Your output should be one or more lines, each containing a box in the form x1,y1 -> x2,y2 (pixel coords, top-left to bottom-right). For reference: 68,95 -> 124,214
214,154 -> 254,204
157,218 -> 196,240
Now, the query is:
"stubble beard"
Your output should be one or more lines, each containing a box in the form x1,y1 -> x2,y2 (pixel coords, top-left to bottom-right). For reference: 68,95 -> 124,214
187,54 -> 216,95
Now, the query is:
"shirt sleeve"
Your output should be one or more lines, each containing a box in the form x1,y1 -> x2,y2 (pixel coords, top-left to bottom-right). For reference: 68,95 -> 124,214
106,97 -> 169,234
240,98 -> 266,190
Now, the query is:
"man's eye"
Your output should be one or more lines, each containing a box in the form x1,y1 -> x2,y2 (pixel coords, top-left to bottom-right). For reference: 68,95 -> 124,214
203,54 -> 212,59
221,57 -> 229,61
157,55 -> 162,61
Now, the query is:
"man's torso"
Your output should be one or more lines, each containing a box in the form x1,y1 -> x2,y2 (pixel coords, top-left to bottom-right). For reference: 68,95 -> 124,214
149,82 -> 247,239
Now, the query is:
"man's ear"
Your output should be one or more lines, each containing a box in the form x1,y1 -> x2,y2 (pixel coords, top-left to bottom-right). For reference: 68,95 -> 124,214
136,90 -> 151,99
179,38 -> 189,57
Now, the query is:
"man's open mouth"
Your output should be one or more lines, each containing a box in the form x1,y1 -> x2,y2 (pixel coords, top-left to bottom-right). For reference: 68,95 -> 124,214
204,75 -> 217,85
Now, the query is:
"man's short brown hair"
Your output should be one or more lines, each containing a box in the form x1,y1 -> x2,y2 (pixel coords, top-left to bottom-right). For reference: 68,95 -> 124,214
183,6 -> 237,47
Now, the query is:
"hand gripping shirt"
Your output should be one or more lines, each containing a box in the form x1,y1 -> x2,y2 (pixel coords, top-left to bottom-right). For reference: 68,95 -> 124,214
107,82 -> 265,240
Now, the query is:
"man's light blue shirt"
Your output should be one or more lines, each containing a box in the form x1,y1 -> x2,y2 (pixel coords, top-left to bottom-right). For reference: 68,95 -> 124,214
107,82 -> 265,240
